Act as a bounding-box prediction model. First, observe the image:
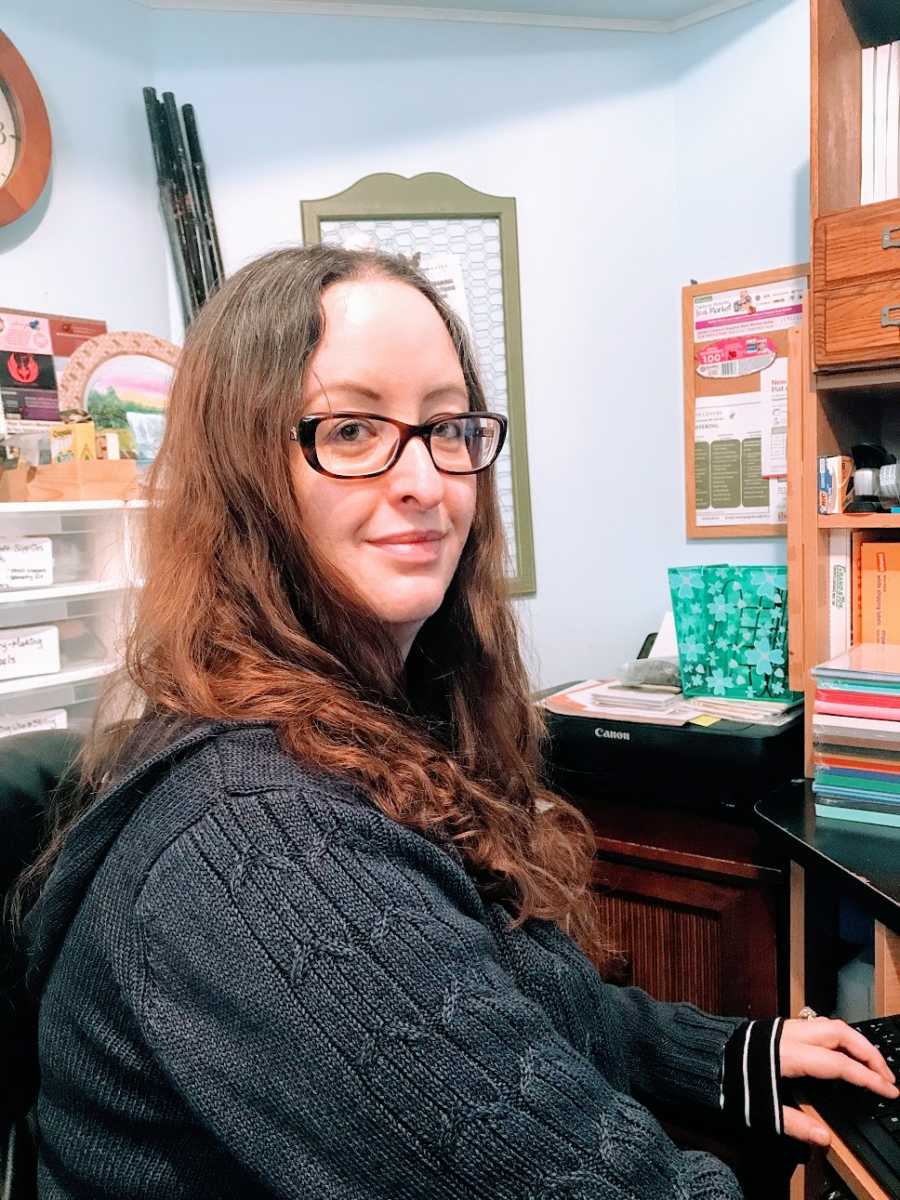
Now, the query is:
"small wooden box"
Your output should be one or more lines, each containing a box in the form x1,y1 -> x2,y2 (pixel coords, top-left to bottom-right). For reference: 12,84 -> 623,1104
0,459 -> 140,503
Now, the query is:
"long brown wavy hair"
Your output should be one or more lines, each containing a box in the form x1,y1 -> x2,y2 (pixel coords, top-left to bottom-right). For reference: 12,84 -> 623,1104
13,244 -> 609,967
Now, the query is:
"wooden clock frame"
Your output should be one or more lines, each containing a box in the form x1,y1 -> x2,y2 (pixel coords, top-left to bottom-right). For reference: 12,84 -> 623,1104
0,31 -> 52,227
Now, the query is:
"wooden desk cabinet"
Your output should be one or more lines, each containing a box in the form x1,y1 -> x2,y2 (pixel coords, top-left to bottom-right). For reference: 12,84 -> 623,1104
588,800 -> 783,1019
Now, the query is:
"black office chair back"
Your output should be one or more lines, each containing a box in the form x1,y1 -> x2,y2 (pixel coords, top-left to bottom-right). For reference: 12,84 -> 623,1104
0,729 -> 84,1200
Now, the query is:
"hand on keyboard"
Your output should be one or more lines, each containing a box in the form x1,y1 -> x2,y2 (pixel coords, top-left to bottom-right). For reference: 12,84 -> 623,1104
779,1017 -> 899,1146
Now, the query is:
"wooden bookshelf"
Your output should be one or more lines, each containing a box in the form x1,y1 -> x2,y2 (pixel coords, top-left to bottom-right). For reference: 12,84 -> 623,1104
785,6 -> 900,1196
812,0 -> 900,370
818,513 -> 900,528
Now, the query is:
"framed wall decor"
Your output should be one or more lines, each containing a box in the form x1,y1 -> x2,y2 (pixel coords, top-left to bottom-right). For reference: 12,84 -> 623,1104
0,31 -> 52,227
59,331 -> 180,465
301,172 -> 536,596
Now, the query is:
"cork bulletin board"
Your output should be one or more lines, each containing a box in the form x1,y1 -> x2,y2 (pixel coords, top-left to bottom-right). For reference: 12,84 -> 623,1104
683,264 -> 809,539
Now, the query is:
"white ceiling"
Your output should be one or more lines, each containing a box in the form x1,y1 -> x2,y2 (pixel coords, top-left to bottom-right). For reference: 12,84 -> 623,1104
138,0 -> 763,34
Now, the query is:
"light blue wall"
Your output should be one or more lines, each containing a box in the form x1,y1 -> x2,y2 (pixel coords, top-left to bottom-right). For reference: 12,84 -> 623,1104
146,9 -> 682,686
0,0 -> 808,689
0,0 -> 170,336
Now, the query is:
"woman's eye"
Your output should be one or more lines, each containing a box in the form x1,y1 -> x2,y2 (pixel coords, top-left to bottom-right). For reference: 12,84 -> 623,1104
432,419 -> 464,440
331,420 -> 373,442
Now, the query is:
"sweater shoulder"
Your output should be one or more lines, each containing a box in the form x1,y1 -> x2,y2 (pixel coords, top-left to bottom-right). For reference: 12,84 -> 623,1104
127,724 -> 471,911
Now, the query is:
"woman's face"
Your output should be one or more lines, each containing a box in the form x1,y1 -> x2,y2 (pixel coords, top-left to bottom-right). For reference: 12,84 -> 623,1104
291,276 -> 477,660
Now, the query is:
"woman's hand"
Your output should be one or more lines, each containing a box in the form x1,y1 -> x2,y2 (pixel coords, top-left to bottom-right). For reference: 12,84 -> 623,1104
779,1017 -> 899,1146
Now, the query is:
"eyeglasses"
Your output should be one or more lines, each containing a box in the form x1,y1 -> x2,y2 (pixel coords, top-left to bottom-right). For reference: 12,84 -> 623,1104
290,411 -> 508,479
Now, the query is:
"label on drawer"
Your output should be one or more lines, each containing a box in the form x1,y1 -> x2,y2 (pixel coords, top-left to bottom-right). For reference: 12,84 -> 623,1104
0,708 -> 68,739
0,624 -> 60,681
0,537 -> 53,590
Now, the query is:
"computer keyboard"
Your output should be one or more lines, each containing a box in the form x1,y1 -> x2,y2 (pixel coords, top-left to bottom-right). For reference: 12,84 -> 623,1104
800,1015 -> 900,1198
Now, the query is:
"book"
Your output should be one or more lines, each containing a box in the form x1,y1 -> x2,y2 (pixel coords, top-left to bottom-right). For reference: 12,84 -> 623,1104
875,42 -> 892,201
816,688 -> 900,710
851,531 -> 891,644
816,768 -> 900,793
862,45 -> 876,204
815,698 -> 900,721
815,749 -> 900,772
861,541 -> 900,645
814,803 -> 900,829
813,712 -> 900,751
814,790 -> 900,814
827,529 -> 852,657
889,41 -> 900,199
813,643 -> 900,681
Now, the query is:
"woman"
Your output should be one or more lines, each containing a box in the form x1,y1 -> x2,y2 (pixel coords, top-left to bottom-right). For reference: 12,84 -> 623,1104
15,246 -> 897,1198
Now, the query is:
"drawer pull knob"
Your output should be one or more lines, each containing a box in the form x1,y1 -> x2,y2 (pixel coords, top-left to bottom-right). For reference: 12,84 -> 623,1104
881,305 -> 900,328
883,226 -> 900,249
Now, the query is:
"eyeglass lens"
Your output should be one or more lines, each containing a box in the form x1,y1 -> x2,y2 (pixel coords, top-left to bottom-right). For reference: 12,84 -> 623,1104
314,415 -> 502,476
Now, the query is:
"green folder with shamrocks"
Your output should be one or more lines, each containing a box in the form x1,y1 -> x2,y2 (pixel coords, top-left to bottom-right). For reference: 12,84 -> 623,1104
667,565 -> 802,702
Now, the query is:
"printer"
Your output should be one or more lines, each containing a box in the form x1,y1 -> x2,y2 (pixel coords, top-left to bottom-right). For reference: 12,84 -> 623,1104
540,681 -> 803,817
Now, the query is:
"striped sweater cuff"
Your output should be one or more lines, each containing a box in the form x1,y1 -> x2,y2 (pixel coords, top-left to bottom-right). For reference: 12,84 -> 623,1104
719,1018 -> 786,1136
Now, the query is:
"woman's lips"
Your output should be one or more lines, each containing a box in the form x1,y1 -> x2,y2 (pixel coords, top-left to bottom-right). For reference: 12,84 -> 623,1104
367,532 -> 446,561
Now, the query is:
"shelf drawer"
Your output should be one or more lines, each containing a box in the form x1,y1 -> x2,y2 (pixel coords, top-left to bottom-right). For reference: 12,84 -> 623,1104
814,200 -> 900,288
814,279 -> 900,366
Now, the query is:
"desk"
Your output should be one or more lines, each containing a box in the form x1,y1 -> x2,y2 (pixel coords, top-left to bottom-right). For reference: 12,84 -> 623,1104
756,782 -> 900,1200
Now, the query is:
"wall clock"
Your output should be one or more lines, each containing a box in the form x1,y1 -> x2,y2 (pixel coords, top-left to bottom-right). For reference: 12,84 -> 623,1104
0,30 -> 51,227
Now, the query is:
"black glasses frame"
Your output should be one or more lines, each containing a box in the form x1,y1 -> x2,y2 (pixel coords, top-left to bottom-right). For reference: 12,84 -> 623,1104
290,411 -> 508,479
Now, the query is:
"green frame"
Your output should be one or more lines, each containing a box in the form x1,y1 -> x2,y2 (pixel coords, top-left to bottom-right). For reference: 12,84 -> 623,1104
300,171 -> 536,596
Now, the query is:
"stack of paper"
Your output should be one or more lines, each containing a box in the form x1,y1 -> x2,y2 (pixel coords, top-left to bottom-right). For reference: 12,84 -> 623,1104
861,42 -> 900,204
543,680 -> 698,727
812,644 -> 900,828
686,696 -> 803,727
590,681 -> 682,709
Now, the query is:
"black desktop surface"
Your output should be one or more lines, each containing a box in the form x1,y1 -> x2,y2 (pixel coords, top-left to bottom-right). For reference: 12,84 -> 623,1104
755,780 -> 900,933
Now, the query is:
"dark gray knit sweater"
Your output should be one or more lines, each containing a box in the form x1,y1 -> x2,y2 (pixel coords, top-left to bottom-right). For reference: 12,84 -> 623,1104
24,719 -> 744,1198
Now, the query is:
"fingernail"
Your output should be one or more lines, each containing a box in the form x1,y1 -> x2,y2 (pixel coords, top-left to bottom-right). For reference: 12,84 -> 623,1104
814,1127 -> 830,1146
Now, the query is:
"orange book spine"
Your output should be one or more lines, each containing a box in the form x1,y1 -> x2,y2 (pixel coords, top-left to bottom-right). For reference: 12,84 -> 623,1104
861,542 -> 900,645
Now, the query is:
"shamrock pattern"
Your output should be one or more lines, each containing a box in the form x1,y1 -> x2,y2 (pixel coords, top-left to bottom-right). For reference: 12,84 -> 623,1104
667,564 -> 802,702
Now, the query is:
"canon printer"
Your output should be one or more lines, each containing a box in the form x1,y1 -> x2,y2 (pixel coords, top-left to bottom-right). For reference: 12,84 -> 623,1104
541,682 -> 803,817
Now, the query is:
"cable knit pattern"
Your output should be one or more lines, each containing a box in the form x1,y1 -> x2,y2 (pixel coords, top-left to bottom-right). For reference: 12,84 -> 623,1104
26,721 -> 745,1199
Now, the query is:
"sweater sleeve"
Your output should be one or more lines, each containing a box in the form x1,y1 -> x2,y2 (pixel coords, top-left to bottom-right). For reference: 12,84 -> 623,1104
533,920 -> 743,1114
133,790 -> 742,1200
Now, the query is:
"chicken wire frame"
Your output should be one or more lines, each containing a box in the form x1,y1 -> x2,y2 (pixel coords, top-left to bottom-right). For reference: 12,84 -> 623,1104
300,172 -> 536,596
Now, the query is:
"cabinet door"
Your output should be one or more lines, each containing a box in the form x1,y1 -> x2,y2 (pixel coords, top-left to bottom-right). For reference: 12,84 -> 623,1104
814,201 -> 900,289
814,279 -> 900,366
593,858 -> 779,1019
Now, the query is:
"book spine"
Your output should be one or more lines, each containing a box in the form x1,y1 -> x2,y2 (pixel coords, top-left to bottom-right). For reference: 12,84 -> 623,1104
828,530 -> 852,657
888,41 -> 900,200
862,45 -> 876,204
875,43 -> 891,203
815,698 -> 900,720
816,688 -> 900,709
814,804 -> 900,828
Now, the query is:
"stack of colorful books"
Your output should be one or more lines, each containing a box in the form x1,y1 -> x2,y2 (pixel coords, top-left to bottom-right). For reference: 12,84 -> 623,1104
812,644 -> 900,828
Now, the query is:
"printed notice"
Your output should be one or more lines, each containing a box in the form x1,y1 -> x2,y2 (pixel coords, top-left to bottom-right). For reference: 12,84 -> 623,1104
693,277 -> 806,344
419,252 -> 472,331
0,537 -> 53,590
760,357 -> 788,478
0,708 -> 68,740
694,391 -> 785,526
0,624 -> 60,682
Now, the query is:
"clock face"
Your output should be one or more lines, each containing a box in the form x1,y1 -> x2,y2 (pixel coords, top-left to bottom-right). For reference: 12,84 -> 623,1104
0,82 -> 18,188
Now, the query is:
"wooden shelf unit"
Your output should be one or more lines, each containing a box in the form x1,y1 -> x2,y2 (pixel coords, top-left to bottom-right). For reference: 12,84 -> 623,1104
812,0 -> 900,370
785,7 -> 900,1195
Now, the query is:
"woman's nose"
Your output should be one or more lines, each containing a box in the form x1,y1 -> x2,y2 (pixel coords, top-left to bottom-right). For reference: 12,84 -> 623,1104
386,435 -> 444,505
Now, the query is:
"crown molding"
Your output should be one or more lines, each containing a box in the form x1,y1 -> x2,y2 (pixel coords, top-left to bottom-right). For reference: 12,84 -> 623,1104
136,0 -> 758,34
